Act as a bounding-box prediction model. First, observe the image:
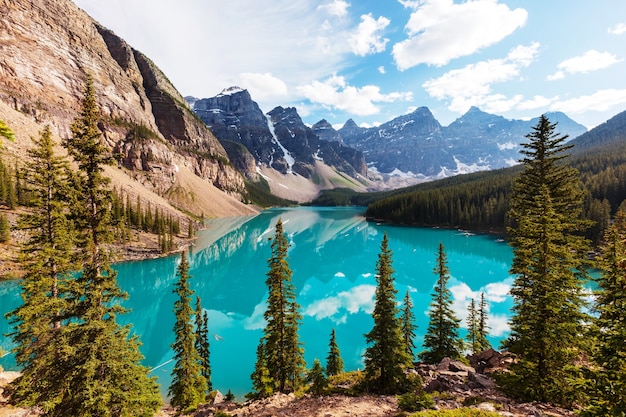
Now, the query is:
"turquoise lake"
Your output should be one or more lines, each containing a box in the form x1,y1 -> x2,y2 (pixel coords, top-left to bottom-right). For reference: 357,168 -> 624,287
0,206 -> 514,398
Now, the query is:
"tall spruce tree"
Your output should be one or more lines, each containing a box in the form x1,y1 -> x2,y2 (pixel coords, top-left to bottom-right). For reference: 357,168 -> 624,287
325,328 -> 344,376
502,115 -> 591,405
307,359 -> 328,395
477,292 -> 491,351
364,233 -> 411,394
6,126 -> 76,408
466,298 -> 480,355
253,219 -> 305,395
582,206 -> 626,416
195,296 -> 212,393
169,252 -> 207,410
53,76 -> 161,416
420,242 -> 462,364
400,290 -> 417,361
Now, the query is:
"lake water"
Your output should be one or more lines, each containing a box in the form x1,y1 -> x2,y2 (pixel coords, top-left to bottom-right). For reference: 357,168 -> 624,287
0,206 -> 514,398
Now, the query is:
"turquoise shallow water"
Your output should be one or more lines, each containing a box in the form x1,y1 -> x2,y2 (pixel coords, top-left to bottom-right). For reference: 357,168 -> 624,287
0,206 -> 514,398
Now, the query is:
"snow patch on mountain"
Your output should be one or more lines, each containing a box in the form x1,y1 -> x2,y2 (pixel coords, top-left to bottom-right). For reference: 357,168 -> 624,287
266,116 -> 295,173
217,86 -> 245,97
497,141 -> 517,150
452,156 -> 491,175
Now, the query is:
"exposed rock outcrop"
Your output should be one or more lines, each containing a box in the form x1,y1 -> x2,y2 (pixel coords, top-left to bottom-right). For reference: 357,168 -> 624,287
0,0 -> 251,218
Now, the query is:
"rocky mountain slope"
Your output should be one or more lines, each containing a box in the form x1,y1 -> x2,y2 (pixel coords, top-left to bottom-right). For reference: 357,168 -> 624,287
336,106 -> 588,178
0,0 -> 255,219
188,88 -> 371,201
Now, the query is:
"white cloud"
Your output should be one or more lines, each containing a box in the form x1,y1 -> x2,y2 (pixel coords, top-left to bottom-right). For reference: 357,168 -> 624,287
304,284 -> 376,323
348,14 -> 390,56
423,43 -> 540,113
239,72 -> 288,101
392,0 -> 527,70
554,50 -> 622,76
517,95 -> 553,111
318,0 -> 350,17
298,74 -> 413,116
74,0 -> 357,101
547,71 -> 565,81
334,272 -> 346,278
552,89 -> 626,114
378,66 -> 386,74
608,23 -> 626,35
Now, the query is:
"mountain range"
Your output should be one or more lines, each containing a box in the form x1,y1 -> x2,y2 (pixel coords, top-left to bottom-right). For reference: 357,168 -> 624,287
188,88 -> 587,196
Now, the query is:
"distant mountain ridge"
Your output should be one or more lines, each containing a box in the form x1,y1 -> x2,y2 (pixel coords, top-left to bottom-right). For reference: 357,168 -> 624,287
334,106 -> 587,178
190,88 -> 587,189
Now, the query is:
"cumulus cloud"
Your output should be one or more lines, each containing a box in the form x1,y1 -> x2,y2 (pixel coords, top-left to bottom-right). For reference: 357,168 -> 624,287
304,284 -> 376,323
298,74 -> 413,115
548,50 -> 623,80
423,43 -> 540,113
239,72 -> 288,101
392,0 -> 528,70
318,0 -> 350,17
551,89 -> 626,114
547,71 -> 565,81
608,23 -> 626,35
348,14 -> 390,56
517,95 -> 553,111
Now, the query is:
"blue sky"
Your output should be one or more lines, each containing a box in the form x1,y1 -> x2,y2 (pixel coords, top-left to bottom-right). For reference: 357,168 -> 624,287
73,0 -> 626,129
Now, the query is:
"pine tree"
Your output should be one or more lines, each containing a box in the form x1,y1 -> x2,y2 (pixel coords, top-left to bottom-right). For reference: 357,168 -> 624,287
0,213 -> 9,243
477,292 -> 491,351
325,328 -> 344,376
6,126 -> 76,408
502,115 -> 591,405
364,233 -> 411,394
307,359 -> 328,395
466,298 -> 480,355
53,76 -> 161,416
169,252 -> 207,410
420,242 -> 462,364
250,339 -> 274,398
253,219 -> 305,395
582,207 -> 626,416
400,290 -> 417,361
195,296 -> 212,394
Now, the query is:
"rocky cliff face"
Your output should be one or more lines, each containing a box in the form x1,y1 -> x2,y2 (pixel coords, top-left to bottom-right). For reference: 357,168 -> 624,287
189,88 -> 368,181
0,0 -> 248,217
